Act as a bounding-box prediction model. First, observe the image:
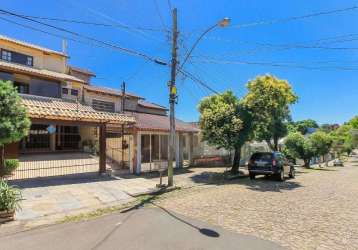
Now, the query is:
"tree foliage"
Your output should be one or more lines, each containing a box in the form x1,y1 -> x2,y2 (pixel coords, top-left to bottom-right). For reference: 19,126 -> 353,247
289,119 -> 319,135
0,81 -> 30,168
284,132 -> 315,167
198,91 -> 252,174
309,131 -> 332,159
242,74 -> 298,151
349,116 -> 358,129
330,124 -> 355,156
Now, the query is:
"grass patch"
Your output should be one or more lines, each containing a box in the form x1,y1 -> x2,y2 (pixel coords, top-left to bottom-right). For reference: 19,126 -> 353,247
58,186 -> 181,224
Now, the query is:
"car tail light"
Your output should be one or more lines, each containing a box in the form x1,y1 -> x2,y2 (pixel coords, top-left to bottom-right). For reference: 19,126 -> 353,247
272,159 -> 277,166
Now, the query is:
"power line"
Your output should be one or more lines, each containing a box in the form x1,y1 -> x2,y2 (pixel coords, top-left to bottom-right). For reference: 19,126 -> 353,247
231,5 -> 358,28
153,0 -> 168,31
203,34 -> 358,48
177,68 -> 220,94
0,8 -> 167,65
191,58 -> 358,71
198,34 -> 358,60
0,12 -> 166,32
167,0 -> 173,11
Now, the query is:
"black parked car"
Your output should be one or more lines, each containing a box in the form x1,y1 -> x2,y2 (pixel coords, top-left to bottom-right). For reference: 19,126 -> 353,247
248,152 -> 295,181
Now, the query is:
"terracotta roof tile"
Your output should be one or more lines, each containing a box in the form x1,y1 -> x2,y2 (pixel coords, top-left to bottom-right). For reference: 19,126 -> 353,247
129,112 -> 199,133
84,85 -> 143,99
0,60 -> 85,83
69,65 -> 96,76
138,100 -> 168,110
20,94 -> 135,124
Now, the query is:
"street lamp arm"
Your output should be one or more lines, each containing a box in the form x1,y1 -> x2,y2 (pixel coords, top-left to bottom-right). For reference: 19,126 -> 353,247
177,23 -> 219,73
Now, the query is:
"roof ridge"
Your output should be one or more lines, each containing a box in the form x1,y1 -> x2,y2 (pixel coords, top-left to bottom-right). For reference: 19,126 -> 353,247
0,34 -> 67,57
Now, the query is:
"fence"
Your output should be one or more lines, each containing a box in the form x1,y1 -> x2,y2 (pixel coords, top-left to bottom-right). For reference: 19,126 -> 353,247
7,152 -> 101,180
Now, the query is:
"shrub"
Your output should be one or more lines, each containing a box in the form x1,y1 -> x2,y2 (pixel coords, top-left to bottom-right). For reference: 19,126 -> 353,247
0,180 -> 22,212
0,159 -> 19,177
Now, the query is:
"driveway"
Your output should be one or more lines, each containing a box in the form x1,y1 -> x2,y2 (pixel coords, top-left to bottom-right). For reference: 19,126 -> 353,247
5,173 -> 158,223
0,207 -> 284,250
157,156 -> 358,250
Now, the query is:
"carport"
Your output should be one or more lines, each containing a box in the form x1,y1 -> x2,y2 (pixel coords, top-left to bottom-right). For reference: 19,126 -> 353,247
6,94 -> 135,179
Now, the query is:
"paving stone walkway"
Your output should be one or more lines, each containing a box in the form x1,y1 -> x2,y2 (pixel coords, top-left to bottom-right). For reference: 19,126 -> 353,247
4,174 -> 158,224
156,156 -> 358,250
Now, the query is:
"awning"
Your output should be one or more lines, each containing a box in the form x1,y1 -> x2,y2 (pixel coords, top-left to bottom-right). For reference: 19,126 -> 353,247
129,112 -> 200,133
20,94 -> 135,125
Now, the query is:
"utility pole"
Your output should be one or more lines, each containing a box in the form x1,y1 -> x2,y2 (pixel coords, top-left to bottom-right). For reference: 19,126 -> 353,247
121,81 -> 126,169
168,8 -> 178,187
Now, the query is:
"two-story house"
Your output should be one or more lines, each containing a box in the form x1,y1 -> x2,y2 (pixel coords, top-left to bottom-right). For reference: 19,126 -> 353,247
0,35 -> 199,175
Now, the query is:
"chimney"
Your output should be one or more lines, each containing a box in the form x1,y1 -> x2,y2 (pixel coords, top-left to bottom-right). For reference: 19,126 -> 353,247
62,39 -> 68,55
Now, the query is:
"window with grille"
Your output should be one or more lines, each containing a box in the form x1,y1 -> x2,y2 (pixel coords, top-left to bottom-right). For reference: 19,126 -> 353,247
92,99 -> 115,112
1,49 -> 33,66
13,81 -> 29,94
71,89 -> 79,96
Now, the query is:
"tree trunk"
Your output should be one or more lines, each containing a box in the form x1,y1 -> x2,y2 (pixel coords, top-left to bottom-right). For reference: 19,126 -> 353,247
0,145 -> 4,176
303,158 -> 310,168
273,137 -> 279,151
231,147 -> 241,175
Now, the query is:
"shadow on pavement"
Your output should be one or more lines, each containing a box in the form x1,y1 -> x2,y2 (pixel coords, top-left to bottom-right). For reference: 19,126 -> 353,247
8,173 -> 118,189
187,169 -> 303,193
120,191 -> 221,238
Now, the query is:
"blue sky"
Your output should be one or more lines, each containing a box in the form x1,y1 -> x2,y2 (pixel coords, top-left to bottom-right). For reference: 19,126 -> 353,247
1,0 -> 357,124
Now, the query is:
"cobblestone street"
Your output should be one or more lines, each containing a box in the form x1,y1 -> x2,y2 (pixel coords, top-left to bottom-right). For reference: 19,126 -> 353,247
157,156 -> 358,250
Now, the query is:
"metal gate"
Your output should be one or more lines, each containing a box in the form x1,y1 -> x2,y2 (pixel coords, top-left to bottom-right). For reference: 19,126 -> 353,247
7,152 -> 101,180
106,132 -> 132,174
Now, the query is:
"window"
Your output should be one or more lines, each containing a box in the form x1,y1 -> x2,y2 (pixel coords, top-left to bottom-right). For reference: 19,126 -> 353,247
160,135 -> 168,160
1,49 -> 33,66
13,82 -> 29,94
141,135 -> 151,163
71,89 -> 79,96
62,88 -> 69,95
92,99 -> 115,112
151,135 -> 160,161
1,50 -> 11,61
27,57 -> 33,66
25,124 -> 50,150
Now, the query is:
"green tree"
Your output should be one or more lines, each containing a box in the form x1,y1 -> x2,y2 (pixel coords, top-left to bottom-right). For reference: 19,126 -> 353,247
198,91 -> 252,174
284,132 -> 315,167
291,119 -> 319,135
330,124 -> 354,156
320,123 -> 339,133
243,74 -> 298,151
348,116 -> 358,129
0,81 -> 30,170
309,131 -> 332,165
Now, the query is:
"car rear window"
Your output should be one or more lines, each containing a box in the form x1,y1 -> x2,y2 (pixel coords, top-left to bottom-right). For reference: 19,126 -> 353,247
251,153 -> 273,161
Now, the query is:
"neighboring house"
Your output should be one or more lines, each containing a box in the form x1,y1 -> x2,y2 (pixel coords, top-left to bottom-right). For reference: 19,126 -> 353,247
190,123 -> 271,166
0,35 -> 199,175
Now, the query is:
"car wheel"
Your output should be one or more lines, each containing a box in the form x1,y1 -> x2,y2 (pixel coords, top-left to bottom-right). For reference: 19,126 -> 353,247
289,167 -> 295,179
276,169 -> 285,181
249,172 -> 255,180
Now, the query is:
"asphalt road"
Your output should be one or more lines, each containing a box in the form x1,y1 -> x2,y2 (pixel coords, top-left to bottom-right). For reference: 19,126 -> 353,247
0,207 -> 284,250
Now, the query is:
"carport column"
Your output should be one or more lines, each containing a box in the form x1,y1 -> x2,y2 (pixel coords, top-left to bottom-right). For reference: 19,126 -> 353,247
175,133 -> 180,168
188,133 -> 194,166
136,132 -> 141,175
99,123 -> 107,174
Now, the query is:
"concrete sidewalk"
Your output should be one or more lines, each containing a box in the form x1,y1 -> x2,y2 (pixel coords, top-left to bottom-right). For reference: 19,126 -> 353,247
1,174 -> 159,229
0,207 -> 285,250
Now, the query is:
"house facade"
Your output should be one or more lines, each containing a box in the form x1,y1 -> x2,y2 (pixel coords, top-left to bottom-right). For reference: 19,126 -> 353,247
0,35 -> 199,175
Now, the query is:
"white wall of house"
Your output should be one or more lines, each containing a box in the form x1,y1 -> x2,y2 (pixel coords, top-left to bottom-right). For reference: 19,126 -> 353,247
135,131 -> 188,174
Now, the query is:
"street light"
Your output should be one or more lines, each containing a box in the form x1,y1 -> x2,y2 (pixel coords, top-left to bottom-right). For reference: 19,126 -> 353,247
178,17 -> 231,72
167,12 -> 231,187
